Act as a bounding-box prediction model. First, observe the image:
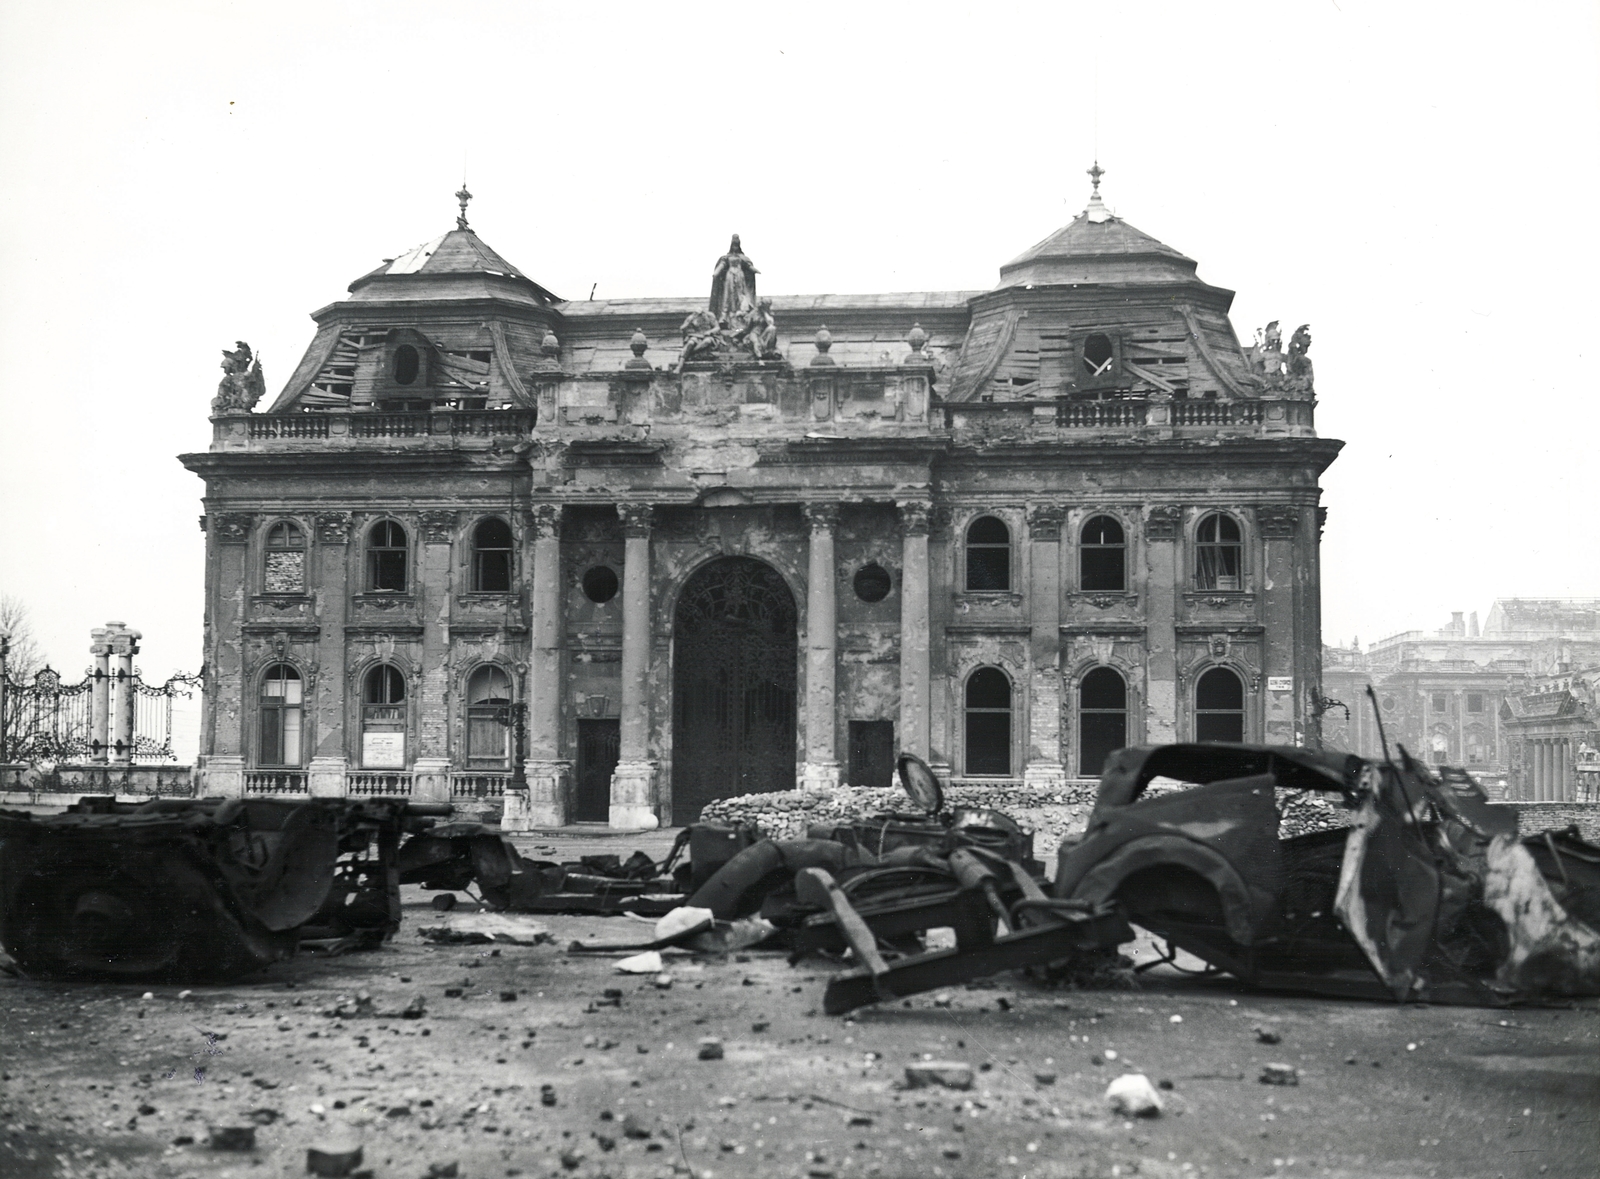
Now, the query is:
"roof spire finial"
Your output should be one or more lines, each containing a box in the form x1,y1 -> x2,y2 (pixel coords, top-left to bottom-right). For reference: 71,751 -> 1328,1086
1083,160 -> 1113,224
455,183 -> 473,231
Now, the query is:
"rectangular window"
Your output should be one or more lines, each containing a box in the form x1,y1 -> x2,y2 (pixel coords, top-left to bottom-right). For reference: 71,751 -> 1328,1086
1432,693 -> 1447,712
473,551 -> 512,593
1467,693 -> 1484,713
369,550 -> 407,592
966,549 -> 1010,592
1080,547 -> 1125,592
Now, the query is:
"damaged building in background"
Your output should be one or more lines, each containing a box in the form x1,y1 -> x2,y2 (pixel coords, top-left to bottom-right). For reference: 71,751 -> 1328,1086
180,172 -> 1340,829
1322,599 -> 1600,800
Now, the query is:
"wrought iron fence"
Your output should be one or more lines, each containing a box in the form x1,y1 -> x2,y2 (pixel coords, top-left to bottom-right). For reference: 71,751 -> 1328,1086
0,666 -> 200,765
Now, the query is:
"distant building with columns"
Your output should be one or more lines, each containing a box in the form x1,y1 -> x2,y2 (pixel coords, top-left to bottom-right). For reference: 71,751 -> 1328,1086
180,176 -> 1339,828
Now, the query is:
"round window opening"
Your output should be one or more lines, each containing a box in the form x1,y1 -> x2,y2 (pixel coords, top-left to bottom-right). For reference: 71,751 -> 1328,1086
853,563 -> 892,603
582,565 -> 619,603
1381,694 -> 1397,712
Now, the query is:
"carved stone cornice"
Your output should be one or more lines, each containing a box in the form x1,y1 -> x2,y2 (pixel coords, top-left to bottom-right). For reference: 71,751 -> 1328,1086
803,503 -> 841,532
315,512 -> 353,544
1026,504 -> 1066,541
897,500 -> 932,537
1144,505 -> 1182,541
419,510 -> 457,545
616,503 -> 654,538
530,503 -> 564,539
211,513 -> 253,542
1257,505 -> 1300,539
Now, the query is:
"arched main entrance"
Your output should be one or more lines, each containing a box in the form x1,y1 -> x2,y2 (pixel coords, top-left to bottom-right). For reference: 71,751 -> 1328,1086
671,556 -> 798,825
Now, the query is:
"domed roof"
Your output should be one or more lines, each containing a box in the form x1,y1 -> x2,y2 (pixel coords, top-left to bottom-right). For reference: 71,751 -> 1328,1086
998,171 -> 1198,288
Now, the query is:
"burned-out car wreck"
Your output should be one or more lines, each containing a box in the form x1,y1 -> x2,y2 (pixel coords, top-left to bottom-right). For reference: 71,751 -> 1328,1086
1,745 -> 1596,1014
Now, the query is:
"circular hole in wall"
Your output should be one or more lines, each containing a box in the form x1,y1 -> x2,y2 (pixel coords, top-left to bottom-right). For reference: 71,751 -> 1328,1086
582,565 -> 619,603
853,563 -> 892,603
1381,694 -> 1397,712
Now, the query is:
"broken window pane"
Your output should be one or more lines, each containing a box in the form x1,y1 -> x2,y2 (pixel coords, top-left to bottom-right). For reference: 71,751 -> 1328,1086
263,551 -> 304,594
966,516 -> 1010,592
965,666 -> 1012,776
1080,514 -> 1126,592
466,665 -> 513,765
367,521 -> 408,592
1196,513 -> 1242,590
472,517 -> 514,593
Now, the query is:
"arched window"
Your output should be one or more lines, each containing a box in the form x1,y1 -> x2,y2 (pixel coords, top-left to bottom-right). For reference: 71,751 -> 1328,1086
367,521 -> 408,592
965,516 -> 1011,592
263,520 -> 306,594
1079,667 -> 1127,776
1196,513 -> 1242,591
259,664 -> 303,767
1080,515 -> 1126,592
1195,667 -> 1245,743
466,666 -> 513,766
965,666 -> 1012,776
361,663 -> 407,768
393,344 -> 420,385
471,518 -> 513,593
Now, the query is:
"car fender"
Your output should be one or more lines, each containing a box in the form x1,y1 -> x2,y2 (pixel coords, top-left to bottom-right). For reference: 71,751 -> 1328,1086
1064,834 -> 1263,946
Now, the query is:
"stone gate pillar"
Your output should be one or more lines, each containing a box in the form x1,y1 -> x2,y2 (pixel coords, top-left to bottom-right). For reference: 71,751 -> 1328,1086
1024,505 -> 1066,790
108,624 -> 141,766
515,503 -> 571,828
89,627 -> 113,764
610,503 -> 657,829
899,500 -> 932,761
800,504 -> 842,790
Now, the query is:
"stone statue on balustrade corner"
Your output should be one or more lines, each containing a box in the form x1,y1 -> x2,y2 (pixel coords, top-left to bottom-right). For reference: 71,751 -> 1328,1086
212,341 -> 266,414
1285,323 -> 1313,391
709,234 -> 759,326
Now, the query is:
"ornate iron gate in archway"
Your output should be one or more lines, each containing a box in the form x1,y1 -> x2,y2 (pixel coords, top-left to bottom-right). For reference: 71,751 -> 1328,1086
671,557 -> 797,825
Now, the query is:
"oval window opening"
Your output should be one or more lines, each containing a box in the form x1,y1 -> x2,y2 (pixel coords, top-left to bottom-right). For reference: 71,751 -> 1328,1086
853,563 -> 892,603
393,344 -> 420,386
582,565 -> 619,603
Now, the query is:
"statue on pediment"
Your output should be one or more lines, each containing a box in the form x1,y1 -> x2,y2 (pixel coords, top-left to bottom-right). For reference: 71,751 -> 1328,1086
676,308 -> 725,370
1285,323 -> 1313,391
733,296 -> 781,362
710,235 -> 758,324
213,341 -> 266,414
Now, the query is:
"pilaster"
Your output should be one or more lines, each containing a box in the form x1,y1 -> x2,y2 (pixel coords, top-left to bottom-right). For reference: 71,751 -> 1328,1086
523,503 -> 570,824
1144,506 -> 1181,743
313,512 -> 352,761
416,511 -> 456,761
1258,505 -> 1299,745
1025,504 -> 1066,785
899,500 -> 933,762
800,503 -> 841,790
611,503 -> 657,828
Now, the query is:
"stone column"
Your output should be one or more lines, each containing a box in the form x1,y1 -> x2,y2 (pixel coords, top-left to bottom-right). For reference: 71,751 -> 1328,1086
1558,740 -> 1570,802
610,503 -> 658,830
800,504 -> 842,790
89,628 -> 113,764
1143,506 -> 1182,743
1258,506 -> 1300,746
899,500 -> 933,762
512,503 -> 571,829
108,624 -> 141,766
1024,504 -> 1067,790
1535,741 -> 1549,801
203,513 -> 251,797
413,511 -> 457,806
308,513 -> 352,798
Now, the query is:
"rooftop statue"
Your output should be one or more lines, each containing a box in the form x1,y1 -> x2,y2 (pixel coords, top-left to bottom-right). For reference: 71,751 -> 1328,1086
212,341 -> 266,414
1286,323 -> 1313,391
733,296 -> 781,362
675,308 -> 724,370
709,235 -> 758,325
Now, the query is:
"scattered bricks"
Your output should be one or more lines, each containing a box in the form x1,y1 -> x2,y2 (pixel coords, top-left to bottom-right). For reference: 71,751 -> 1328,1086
621,1113 -> 652,1140
443,988 -> 463,999
1254,1025 -> 1282,1045
558,1149 -> 584,1170
424,1164 -> 459,1179
540,1084 -> 557,1107
751,1021 -> 769,1033
401,997 -> 427,1020
698,1037 -> 725,1061
1034,1071 -> 1058,1086
208,1125 -> 256,1151
306,1136 -> 364,1177
247,1108 -> 280,1125
430,894 -> 457,912
137,1103 -> 157,1116
652,973 -> 674,989
847,1115 -> 874,1127
1104,1074 -> 1164,1118
904,1061 -> 974,1091
499,990 -> 518,1002
1260,1063 -> 1300,1086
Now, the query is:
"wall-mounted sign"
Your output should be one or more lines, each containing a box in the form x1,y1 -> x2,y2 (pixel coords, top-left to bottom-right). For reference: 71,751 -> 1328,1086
362,731 -> 405,769
1267,676 -> 1294,693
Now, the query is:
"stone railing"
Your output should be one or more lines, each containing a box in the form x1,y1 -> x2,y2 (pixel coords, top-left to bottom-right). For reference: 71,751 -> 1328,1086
949,396 -> 1314,439
450,772 -> 511,798
244,769 -> 309,795
346,770 -> 414,797
217,409 -> 535,450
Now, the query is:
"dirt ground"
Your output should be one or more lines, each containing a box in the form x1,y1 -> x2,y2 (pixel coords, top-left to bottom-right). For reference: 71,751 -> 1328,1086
2,872 -> 1597,1179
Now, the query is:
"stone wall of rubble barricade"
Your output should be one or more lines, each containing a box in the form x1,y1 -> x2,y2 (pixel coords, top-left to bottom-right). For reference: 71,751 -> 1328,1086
1492,801 -> 1600,843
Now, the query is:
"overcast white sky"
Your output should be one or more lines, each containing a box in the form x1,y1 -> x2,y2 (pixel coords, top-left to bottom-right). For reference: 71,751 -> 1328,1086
2,1 -> 1597,755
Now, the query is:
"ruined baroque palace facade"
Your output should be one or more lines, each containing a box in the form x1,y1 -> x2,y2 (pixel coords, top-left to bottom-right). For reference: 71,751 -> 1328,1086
181,181 -> 1341,828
